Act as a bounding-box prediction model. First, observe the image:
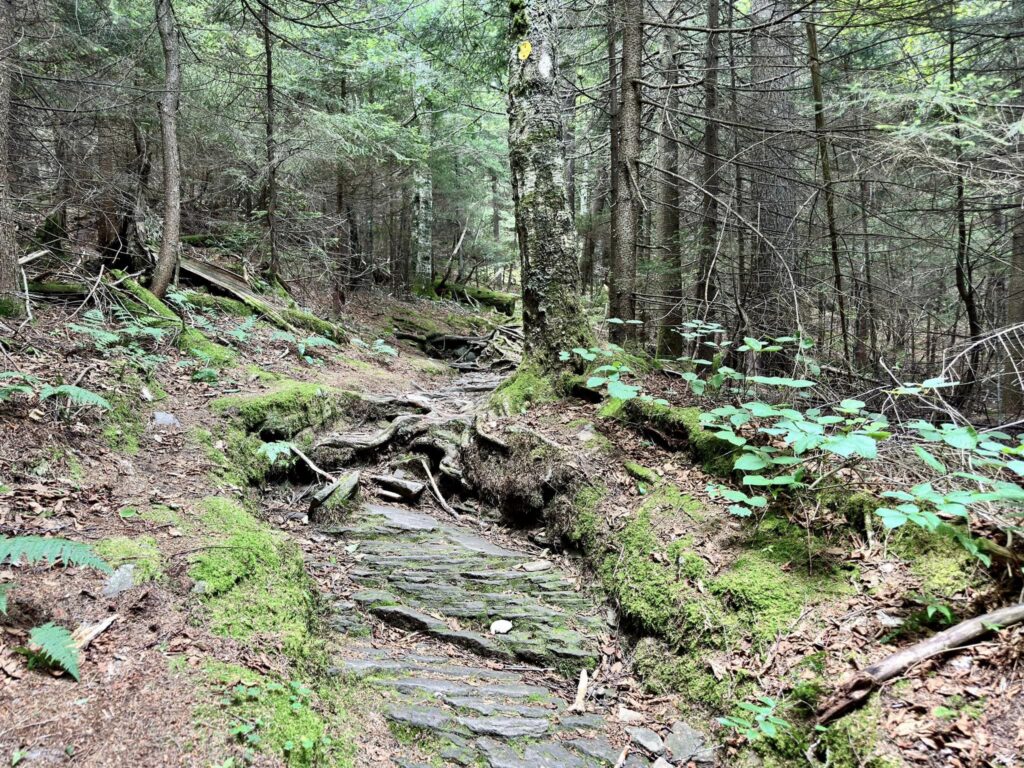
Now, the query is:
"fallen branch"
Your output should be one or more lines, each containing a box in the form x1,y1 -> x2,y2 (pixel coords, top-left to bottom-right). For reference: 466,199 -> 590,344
819,601 -> 1024,723
289,444 -> 335,482
418,457 -> 458,517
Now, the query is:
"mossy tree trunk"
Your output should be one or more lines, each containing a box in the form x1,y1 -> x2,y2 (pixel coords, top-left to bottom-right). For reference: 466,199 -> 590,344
655,11 -> 682,358
507,0 -> 592,368
0,0 -> 20,317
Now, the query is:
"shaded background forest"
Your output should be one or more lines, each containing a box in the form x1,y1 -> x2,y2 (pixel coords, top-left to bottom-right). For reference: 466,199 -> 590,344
1,0 -> 1023,418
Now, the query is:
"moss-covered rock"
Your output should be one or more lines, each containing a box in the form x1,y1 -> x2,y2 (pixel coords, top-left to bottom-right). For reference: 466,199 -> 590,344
632,637 -> 735,708
212,380 -> 359,439
817,694 -> 903,768
893,527 -> 979,600
489,363 -> 556,414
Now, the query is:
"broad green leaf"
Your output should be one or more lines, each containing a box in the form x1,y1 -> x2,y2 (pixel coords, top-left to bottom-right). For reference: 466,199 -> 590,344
734,452 -> 770,471
914,445 -> 947,475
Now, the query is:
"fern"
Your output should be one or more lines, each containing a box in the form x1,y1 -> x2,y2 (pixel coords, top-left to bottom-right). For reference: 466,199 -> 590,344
39,385 -> 112,410
28,623 -> 80,680
0,536 -> 111,573
229,316 -> 258,343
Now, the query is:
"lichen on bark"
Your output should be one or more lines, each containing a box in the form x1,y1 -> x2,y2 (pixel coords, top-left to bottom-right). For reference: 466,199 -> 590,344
506,0 -> 592,370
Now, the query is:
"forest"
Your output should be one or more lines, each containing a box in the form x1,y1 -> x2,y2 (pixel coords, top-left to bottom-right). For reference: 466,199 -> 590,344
0,0 -> 1023,766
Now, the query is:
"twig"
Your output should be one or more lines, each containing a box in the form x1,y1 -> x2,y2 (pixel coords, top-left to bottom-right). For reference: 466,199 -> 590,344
418,457 -> 458,517
289,444 -> 336,482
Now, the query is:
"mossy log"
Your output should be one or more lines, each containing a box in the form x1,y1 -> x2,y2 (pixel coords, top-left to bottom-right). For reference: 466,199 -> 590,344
107,270 -> 236,366
28,281 -> 88,296
432,280 -> 518,315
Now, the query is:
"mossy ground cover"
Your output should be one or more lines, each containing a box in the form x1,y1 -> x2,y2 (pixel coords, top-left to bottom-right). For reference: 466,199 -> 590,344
489,363 -> 555,414
95,535 -> 164,582
211,379 -> 358,439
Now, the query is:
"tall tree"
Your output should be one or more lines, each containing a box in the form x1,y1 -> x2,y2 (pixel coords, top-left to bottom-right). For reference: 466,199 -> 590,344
694,0 -> 721,354
0,0 -> 17,316
655,12 -> 682,357
608,0 -> 642,342
507,0 -> 592,367
150,0 -> 183,298
745,0 -> 799,360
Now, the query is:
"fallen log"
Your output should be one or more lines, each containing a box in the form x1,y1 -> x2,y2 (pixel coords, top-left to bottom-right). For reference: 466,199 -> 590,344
818,601 -> 1024,724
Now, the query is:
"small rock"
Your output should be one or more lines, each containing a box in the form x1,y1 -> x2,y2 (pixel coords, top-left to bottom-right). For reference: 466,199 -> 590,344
457,715 -> 549,738
665,721 -> 714,765
152,411 -> 180,427
191,579 -> 209,595
626,726 -> 664,755
652,759 -> 674,768
617,705 -> 644,724
876,610 -> 903,628
522,560 -> 552,572
490,619 -> 514,635
102,565 -> 135,598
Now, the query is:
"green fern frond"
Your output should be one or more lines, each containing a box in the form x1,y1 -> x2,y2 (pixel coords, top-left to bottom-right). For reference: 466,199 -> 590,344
68,322 -> 121,348
38,385 -> 112,410
29,623 -> 80,680
0,371 -> 40,384
0,385 -> 35,401
0,536 -> 112,573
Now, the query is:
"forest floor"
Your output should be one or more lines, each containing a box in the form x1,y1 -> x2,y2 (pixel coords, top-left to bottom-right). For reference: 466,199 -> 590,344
0,284 -> 1021,768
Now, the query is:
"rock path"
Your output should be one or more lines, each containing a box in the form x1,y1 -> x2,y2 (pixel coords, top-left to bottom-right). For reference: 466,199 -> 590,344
320,502 -> 714,767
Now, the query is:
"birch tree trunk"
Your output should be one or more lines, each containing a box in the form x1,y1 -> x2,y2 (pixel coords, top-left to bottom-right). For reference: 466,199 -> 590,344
507,0 -> 592,367
150,0 -> 183,298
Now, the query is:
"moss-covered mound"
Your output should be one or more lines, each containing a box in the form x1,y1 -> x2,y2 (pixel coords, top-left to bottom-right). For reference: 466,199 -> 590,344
212,380 -> 361,440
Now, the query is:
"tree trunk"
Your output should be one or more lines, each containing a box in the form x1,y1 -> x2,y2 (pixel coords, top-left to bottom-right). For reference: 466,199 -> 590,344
606,3 -> 619,316
655,14 -> 682,358
693,0 -> 721,356
746,0 -> 799,364
261,2 -> 280,281
150,0 -> 183,298
580,174 -> 606,296
1004,208 -> 1024,418
608,0 -> 641,343
806,17 -> 849,364
0,0 -> 18,316
507,0 -> 592,367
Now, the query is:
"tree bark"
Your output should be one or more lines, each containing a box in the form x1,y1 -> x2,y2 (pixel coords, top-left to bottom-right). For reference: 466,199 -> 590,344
150,0 -> 183,298
806,17 -> 849,364
261,2 -> 280,281
1004,208 -> 1024,417
655,13 -> 682,357
608,0 -> 642,343
0,0 -> 17,316
746,0 -> 799,365
693,0 -> 721,356
507,0 -> 592,367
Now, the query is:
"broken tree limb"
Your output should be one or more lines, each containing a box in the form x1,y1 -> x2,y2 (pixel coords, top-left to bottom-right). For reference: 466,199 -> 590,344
819,601 -> 1024,724
366,473 -> 425,502
418,457 -> 459,517
309,471 -> 360,514
289,444 -> 335,482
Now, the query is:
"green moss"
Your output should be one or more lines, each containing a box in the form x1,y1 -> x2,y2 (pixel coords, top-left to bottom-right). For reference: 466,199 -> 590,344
894,528 -> 977,599
490,363 -> 556,414
110,271 -> 235,366
95,536 -> 164,582
639,484 -> 704,522
624,461 -> 660,485
200,660 -> 358,767
194,426 -> 270,488
567,484 -> 606,554
190,497 -> 315,659
432,280 -> 518,315
141,504 -> 179,526
818,695 -> 901,768
183,291 -> 254,316
621,399 -> 735,475
102,395 -> 147,454
212,380 -> 358,439
599,510 -> 701,644
632,637 -> 735,708
245,365 -> 283,383
282,308 -> 347,343
0,297 -> 22,317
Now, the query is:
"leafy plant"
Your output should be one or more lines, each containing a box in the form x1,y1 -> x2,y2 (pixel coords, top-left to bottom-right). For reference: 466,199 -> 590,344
0,371 -> 39,402
39,385 -> 111,411
718,696 -> 791,742
25,623 -> 81,681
